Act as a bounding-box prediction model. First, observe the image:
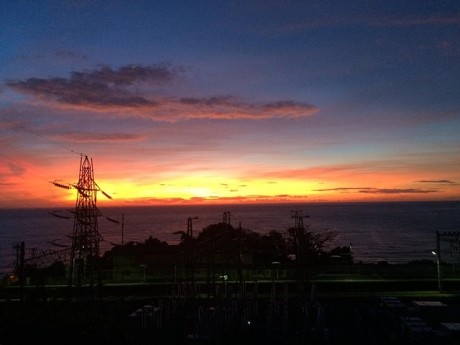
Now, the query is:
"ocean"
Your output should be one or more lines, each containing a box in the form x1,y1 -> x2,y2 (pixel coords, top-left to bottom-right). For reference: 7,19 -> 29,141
1,201 -> 459,275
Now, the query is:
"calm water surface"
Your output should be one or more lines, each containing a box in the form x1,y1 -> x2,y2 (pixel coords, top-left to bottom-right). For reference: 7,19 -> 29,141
1,201 -> 459,274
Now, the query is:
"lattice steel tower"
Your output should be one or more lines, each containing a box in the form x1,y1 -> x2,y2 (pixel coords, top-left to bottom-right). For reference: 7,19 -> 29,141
69,155 -> 103,288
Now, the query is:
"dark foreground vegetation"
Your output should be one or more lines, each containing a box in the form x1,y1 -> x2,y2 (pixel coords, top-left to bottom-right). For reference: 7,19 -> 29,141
2,283 -> 460,345
2,220 -> 460,344
5,220 -> 353,286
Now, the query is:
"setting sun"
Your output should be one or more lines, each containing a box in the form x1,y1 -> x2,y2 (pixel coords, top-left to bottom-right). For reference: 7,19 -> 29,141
0,1 -> 458,209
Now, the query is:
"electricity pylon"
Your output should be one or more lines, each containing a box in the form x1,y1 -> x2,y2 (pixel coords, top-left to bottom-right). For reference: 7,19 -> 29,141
52,155 -> 112,289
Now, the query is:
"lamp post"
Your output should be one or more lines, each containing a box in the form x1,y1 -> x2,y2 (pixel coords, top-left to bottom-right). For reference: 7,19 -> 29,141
139,264 -> 147,283
271,261 -> 280,280
431,251 -> 442,292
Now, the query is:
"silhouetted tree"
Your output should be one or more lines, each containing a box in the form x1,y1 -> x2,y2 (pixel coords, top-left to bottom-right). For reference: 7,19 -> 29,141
287,225 -> 337,264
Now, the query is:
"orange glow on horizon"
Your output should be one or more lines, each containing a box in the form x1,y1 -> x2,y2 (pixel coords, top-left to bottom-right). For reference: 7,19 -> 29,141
1,155 -> 458,209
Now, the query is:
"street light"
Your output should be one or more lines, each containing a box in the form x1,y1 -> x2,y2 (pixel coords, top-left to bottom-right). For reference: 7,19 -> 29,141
431,251 -> 442,292
139,264 -> 148,283
271,261 -> 280,280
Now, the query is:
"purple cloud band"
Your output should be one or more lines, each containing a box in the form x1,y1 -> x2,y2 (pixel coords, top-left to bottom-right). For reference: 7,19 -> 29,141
6,64 -> 318,121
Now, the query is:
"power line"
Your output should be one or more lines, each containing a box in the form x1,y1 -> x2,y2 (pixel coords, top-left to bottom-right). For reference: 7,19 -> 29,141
0,120 -> 88,207
12,123 -> 85,157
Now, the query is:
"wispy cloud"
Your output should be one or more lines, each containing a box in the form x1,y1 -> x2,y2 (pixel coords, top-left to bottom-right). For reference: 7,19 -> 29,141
369,15 -> 460,28
315,187 -> 439,194
6,162 -> 26,176
119,193 -> 311,205
314,187 -> 372,192
6,64 -> 318,121
278,14 -> 460,33
178,97 -> 316,120
360,188 -> 438,194
52,50 -> 88,61
255,165 -> 370,180
0,182 -> 18,187
49,132 -> 146,143
418,179 -> 457,185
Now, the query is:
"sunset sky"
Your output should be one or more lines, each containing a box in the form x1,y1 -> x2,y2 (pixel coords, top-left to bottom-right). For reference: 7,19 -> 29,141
1,1 -> 459,208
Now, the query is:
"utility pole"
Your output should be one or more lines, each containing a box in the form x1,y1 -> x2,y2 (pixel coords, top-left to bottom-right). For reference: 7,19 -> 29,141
187,216 -> 198,238
19,242 -> 25,300
434,231 -> 443,292
223,211 -> 231,226
186,216 -> 198,295
238,222 -> 243,285
121,213 -> 125,246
